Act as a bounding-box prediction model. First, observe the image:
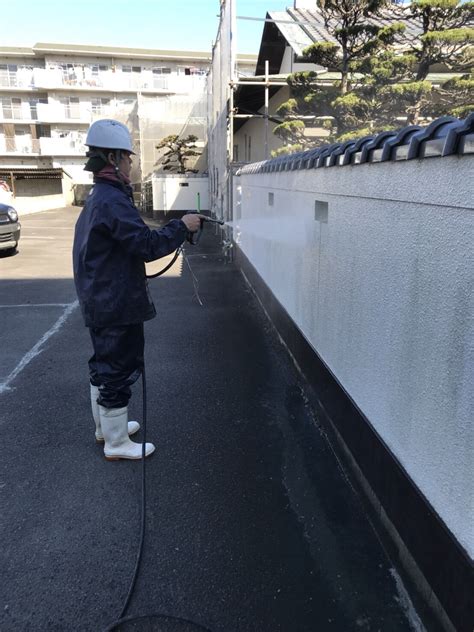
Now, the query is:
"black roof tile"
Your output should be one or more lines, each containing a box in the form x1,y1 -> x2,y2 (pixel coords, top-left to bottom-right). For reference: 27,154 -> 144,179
237,114 -> 474,176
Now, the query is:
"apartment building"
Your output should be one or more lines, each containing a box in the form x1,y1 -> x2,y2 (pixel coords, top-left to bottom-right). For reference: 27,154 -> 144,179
0,43 -> 255,191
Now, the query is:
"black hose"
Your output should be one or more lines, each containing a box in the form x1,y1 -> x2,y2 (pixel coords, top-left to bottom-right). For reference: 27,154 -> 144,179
146,246 -> 183,279
102,366 -> 212,632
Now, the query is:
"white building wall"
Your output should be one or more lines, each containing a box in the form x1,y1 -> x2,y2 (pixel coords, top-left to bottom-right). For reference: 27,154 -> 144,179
152,175 -> 209,212
233,87 -> 290,163
52,159 -> 92,185
235,155 -> 474,558
279,45 -> 323,74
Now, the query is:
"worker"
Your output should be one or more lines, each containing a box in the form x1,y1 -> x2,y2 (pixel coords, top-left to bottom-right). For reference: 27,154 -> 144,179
73,119 -> 202,461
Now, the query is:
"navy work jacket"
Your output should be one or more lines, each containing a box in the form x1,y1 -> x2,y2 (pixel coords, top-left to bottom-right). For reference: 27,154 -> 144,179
73,178 -> 187,328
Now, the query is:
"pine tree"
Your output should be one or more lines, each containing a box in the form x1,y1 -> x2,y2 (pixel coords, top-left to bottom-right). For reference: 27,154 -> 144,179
397,0 -> 474,123
273,0 -> 473,151
274,0 -> 404,148
155,134 -> 201,173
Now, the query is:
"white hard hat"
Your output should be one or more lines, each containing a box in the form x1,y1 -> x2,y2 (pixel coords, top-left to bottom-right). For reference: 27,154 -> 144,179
85,119 -> 135,154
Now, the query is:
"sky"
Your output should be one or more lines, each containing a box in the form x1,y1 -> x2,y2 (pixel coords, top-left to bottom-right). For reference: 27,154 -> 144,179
0,0 -> 292,54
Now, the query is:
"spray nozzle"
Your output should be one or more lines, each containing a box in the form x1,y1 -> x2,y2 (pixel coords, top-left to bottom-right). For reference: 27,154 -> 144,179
201,216 -> 225,226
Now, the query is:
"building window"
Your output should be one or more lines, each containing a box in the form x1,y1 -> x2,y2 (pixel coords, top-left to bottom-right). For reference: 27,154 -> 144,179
122,65 -> 141,73
87,64 -> 109,86
59,63 -> 79,85
36,124 -> 51,138
61,96 -> 80,119
233,145 -> 239,162
122,65 -> 141,88
91,97 -> 111,115
1,97 -> 22,120
0,64 -> 18,87
152,67 -> 171,88
29,96 -> 48,121
178,66 -> 206,76
14,129 -> 31,154
91,64 -> 108,75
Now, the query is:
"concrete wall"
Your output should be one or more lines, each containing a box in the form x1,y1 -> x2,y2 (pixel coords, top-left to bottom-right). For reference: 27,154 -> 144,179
235,155 -> 474,558
14,194 -> 66,215
151,175 -> 209,212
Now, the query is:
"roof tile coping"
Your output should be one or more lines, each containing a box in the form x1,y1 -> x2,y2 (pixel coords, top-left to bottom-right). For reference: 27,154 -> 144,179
236,114 -> 474,176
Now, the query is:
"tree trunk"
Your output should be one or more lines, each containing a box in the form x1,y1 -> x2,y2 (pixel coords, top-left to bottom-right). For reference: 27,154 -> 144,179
407,100 -> 422,125
341,71 -> 349,95
416,59 -> 430,82
341,34 -> 349,95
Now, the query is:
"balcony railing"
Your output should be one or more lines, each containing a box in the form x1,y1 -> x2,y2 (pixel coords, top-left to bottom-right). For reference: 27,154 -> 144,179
31,68 -> 206,93
0,71 -> 34,89
39,136 -> 86,156
35,102 -> 90,123
0,109 -> 24,120
0,137 -> 40,154
0,136 -> 85,155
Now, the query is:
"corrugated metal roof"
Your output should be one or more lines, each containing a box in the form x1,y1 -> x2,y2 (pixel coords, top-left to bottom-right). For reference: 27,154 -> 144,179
0,168 -> 69,179
238,114 -> 474,175
267,11 -> 314,57
269,5 -> 424,57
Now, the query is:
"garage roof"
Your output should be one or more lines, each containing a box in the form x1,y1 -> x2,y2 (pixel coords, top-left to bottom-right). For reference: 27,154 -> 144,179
0,168 -> 70,180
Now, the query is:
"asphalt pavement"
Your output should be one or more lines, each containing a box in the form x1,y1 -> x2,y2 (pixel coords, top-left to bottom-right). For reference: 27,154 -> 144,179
0,207 -> 424,631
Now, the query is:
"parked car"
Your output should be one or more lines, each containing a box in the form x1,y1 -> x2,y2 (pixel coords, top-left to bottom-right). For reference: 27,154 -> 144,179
0,202 -> 21,254
0,179 -> 13,203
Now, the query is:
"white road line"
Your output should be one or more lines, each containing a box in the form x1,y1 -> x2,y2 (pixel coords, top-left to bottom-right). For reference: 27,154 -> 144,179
0,304 -> 71,308
0,300 -> 78,395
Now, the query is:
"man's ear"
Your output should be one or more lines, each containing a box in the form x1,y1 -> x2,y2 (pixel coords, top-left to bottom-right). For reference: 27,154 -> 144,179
107,151 -> 116,166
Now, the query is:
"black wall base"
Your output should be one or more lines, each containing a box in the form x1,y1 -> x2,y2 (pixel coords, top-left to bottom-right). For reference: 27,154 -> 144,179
234,244 -> 473,632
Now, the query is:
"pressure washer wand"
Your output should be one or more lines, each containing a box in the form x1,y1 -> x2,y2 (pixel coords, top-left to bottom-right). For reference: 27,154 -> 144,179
186,212 -> 224,245
202,216 -> 225,226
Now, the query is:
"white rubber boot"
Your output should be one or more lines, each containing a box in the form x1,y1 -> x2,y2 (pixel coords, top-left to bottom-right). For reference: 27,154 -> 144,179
90,384 -> 139,442
99,405 -> 155,461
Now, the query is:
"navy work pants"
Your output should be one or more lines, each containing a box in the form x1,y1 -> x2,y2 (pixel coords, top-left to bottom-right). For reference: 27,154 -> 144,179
88,324 -> 144,409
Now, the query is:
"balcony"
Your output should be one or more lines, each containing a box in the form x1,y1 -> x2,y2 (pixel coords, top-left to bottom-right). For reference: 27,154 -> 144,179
32,68 -> 142,92
35,102 -> 90,123
0,135 -> 85,156
0,109 -> 24,121
0,70 -> 34,90
29,68 -> 206,94
0,137 -> 40,154
166,75 -> 207,94
39,136 -> 86,156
